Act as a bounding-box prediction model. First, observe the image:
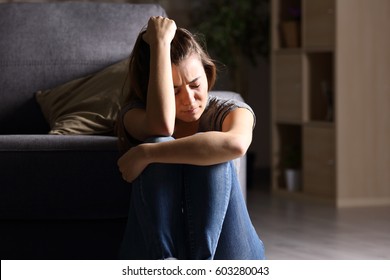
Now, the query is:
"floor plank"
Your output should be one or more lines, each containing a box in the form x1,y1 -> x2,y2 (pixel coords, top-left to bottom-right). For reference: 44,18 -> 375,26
247,188 -> 390,259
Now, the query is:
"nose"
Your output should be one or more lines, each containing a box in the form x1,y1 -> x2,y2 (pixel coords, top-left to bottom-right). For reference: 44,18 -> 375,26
181,86 -> 195,106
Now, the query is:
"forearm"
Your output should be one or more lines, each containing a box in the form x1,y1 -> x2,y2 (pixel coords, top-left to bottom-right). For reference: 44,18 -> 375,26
118,109 -> 254,183
143,132 -> 249,166
146,43 -> 176,135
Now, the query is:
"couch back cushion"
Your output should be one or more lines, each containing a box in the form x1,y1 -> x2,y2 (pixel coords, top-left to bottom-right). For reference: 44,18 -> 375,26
0,2 -> 166,134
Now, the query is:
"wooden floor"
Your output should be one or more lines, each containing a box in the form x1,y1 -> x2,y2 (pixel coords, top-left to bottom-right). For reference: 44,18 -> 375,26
247,188 -> 390,260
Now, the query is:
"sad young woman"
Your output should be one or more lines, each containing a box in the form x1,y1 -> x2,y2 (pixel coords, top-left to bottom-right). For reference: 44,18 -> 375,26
117,16 -> 265,260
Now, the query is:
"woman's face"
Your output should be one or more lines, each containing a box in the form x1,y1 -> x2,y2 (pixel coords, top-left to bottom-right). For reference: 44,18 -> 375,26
172,53 -> 208,123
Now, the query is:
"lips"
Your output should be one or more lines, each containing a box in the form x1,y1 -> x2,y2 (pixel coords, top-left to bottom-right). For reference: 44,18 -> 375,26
186,108 -> 197,113
183,106 -> 199,114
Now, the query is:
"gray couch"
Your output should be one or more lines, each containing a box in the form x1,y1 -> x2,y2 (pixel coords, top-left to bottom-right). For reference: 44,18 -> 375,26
0,2 -> 247,260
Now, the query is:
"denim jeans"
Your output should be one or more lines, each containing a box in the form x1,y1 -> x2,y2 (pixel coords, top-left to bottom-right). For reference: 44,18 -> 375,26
119,137 -> 265,260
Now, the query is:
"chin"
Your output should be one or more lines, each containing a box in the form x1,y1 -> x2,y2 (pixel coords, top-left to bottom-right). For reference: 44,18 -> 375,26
178,113 -> 201,123
179,116 -> 199,123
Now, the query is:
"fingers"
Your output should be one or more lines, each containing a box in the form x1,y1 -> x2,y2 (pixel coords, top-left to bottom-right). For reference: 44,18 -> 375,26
142,16 -> 177,45
122,174 -> 131,183
117,148 -> 144,183
117,156 -> 130,183
118,165 -> 132,183
148,16 -> 175,26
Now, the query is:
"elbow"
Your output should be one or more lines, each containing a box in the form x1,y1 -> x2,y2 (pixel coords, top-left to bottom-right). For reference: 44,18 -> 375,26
148,121 -> 174,138
233,143 -> 249,158
145,110 -> 176,138
156,121 -> 175,137
228,136 -> 250,158
145,114 -> 175,137
157,127 -> 174,138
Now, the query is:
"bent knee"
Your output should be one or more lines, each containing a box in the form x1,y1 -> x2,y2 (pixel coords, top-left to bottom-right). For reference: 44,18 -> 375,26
145,136 -> 175,144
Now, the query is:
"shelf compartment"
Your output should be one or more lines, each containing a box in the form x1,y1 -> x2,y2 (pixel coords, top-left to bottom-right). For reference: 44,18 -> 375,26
305,52 -> 334,122
303,123 -> 335,198
273,124 -> 302,190
303,0 -> 335,49
273,53 -> 306,123
273,0 -> 302,50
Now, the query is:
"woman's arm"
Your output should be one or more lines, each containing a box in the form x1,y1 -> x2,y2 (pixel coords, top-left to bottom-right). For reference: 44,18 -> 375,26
118,108 -> 254,182
123,17 -> 177,141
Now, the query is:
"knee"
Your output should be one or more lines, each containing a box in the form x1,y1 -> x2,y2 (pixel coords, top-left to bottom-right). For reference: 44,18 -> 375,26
139,136 -> 179,177
144,136 -> 175,144
186,161 -> 234,174
184,161 -> 236,186
209,161 -> 233,178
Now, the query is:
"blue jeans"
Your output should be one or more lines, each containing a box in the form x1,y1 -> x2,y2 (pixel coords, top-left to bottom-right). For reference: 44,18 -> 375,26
119,137 -> 265,260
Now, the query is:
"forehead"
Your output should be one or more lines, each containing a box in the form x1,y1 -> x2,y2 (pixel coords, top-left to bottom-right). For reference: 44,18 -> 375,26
172,53 -> 204,79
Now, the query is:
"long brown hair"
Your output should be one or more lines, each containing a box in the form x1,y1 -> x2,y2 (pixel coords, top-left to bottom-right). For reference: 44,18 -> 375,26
117,27 -> 217,152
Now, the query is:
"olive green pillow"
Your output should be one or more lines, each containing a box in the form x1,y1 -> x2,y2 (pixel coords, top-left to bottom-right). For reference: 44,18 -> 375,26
36,59 -> 129,135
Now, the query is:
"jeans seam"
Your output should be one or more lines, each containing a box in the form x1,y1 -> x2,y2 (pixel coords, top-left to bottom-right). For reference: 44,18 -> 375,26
211,163 -> 232,257
183,175 -> 196,258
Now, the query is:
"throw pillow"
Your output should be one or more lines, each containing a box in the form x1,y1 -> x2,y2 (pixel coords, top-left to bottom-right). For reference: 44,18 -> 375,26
36,59 -> 129,135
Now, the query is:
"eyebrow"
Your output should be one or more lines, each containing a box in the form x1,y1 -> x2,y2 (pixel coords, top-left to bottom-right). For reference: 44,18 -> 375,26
174,76 -> 201,88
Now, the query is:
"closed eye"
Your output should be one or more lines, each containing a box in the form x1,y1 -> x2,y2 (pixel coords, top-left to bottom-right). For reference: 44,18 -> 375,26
190,84 -> 200,89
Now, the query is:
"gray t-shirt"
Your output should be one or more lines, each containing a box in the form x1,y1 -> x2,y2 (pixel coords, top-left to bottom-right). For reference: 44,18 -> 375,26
120,94 -> 256,146
199,95 -> 256,132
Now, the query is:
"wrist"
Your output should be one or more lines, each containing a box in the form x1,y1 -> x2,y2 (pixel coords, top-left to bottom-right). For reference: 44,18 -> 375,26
139,143 -> 154,166
149,41 -> 171,56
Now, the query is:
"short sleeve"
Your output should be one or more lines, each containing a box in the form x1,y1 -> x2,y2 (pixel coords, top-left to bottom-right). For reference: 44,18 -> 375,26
199,96 -> 256,132
119,100 -> 145,147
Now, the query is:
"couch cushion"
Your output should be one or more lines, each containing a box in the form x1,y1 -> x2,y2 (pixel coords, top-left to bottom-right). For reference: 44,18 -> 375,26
0,2 -> 166,134
36,59 -> 129,135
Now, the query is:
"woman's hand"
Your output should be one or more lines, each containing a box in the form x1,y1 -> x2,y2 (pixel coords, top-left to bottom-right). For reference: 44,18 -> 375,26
117,144 -> 151,183
142,16 -> 177,46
